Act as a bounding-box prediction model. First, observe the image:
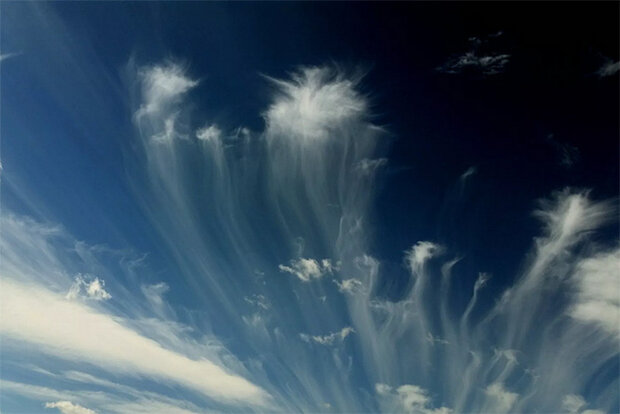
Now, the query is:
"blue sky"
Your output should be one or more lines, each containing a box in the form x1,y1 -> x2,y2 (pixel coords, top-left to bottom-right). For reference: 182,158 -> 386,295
1,3 -> 618,414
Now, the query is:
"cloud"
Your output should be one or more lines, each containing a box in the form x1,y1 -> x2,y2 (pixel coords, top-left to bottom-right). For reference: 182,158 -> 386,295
196,124 -> 222,141
66,274 -> 111,301
279,258 -> 336,282
356,158 -> 388,175
459,166 -> 477,181
570,248 -> 620,336
0,52 -> 20,63
437,52 -> 510,76
134,62 -> 198,143
137,62 -> 198,116
375,383 -> 452,414
334,278 -> 364,295
263,66 -> 368,141
406,241 -> 442,270
300,326 -> 355,345
45,401 -> 97,414
244,294 -> 271,310
437,33 -> 510,76
563,394 -> 587,413
483,382 -> 518,413
596,59 -> 619,78
547,134 -> 579,167
0,278 -> 270,407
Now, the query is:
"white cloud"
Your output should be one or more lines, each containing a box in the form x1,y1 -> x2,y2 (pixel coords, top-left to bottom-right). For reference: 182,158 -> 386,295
406,241 -> 442,270
137,62 -> 198,116
244,294 -> 270,310
134,62 -> 198,143
375,383 -> 452,414
45,401 -> 96,414
279,258 -> 336,282
570,248 -> 620,336
196,124 -> 222,142
0,278 -> 270,407
563,394 -> 586,413
334,278 -> 364,295
483,382 -> 518,413
66,275 -> 111,301
264,66 -> 368,141
300,326 -> 354,345
356,158 -> 388,175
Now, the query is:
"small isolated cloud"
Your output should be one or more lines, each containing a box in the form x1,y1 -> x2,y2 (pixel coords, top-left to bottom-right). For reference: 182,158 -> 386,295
300,326 -> 354,345
596,58 -> 619,78
437,32 -> 510,76
196,124 -> 222,142
375,383 -> 452,414
45,401 -> 96,414
279,258 -> 337,282
334,278 -> 364,295
66,275 -> 111,301
460,166 -> 477,181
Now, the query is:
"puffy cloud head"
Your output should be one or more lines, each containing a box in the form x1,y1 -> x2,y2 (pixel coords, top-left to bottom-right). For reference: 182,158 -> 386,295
264,66 -> 368,141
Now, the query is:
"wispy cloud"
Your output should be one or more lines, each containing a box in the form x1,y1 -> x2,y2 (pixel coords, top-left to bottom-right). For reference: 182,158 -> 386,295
437,32 -> 510,76
0,52 -> 20,63
0,278 -> 270,406
279,258 -> 336,282
300,326 -> 355,345
596,58 -> 620,78
547,134 -> 579,167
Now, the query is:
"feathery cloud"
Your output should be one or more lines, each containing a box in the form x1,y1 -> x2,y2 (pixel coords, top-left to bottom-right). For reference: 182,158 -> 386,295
279,258 -> 336,282
264,66 -> 368,141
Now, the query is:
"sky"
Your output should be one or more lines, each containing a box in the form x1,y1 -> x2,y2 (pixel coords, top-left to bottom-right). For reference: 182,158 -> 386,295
0,2 -> 619,414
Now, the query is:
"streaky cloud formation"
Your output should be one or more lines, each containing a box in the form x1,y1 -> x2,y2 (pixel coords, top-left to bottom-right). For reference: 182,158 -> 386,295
1,36 -> 618,413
